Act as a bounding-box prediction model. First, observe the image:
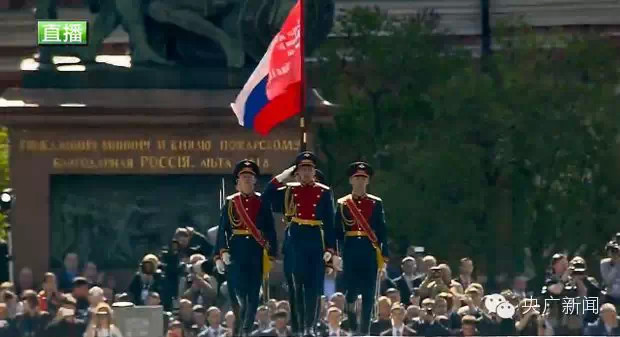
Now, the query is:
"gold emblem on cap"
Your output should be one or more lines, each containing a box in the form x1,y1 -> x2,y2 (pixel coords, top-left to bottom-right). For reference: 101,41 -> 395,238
359,164 -> 365,168
244,161 -> 251,166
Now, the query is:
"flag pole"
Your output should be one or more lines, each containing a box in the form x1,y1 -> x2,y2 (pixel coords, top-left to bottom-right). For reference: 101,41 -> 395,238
299,0 -> 307,152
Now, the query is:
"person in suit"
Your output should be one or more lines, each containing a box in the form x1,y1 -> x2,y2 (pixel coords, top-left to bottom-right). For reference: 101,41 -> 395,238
392,257 -> 421,306
263,152 -> 338,336
316,307 -> 350,337
457,315 -> 479,336
584,303 -> 620,336
381,303 -> 416,336
370,296 -> 392,336
252,310 -> 292,337
335,162 -> 389,335
215,159 -> 277,337
198,306 -> 229,337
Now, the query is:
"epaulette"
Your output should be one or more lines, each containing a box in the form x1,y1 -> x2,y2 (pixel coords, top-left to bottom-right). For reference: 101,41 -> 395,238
315,182 -> 330,190
367,194 -> 382,201
337,194 -> 352,204
226,192 -> 241,200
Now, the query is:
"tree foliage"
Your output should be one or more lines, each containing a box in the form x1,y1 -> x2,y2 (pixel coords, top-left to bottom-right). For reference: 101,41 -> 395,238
314,7 -> 620,287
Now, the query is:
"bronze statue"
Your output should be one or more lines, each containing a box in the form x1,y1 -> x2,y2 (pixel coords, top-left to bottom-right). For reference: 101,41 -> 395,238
35,0 -> 334,67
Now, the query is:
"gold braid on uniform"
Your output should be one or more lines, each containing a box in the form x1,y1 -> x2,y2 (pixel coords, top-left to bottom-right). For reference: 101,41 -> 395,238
227,199 -> 242,228
340,202 -> 355,227
284,186 -> 297,218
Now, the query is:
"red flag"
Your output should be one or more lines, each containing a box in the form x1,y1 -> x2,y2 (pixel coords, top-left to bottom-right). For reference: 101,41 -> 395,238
266,0 -> 302,100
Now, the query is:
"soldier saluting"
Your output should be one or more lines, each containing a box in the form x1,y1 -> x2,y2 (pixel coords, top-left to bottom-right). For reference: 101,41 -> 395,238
336,162 -> 389,336
264,151 -> 338,337
215,159 -> 277,337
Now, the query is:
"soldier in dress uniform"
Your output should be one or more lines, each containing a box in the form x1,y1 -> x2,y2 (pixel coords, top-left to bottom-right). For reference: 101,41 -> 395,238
336,162 -> 389,336
264,151 -> 339,337
282,168 -> 329,336
214,159 -> 278,337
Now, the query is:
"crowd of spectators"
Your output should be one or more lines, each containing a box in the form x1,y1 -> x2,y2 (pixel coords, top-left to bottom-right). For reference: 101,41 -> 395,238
0,227 -> 618,336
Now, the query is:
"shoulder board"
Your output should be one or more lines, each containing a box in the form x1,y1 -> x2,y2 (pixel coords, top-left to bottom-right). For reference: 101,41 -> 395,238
315,182 -> 330,190
286,182 -> 301,187
367,194 -> 382,201
337,194 -> 352,204
226,192 -> 240,200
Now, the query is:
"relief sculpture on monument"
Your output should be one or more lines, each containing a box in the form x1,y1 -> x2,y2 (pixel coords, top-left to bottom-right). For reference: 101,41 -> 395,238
34,0 -> 334,66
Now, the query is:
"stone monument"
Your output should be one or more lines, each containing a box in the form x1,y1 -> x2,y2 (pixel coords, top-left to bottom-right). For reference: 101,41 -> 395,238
0,0 -> 335,284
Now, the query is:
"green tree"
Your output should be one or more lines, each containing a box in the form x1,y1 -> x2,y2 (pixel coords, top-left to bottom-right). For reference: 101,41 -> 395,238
314,7 -> 620,288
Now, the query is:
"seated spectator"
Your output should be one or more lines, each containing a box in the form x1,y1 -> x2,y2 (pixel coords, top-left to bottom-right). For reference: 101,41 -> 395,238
252,305 -> 272,333
252,310 -> 291,337
71,277 -> 91,319
146,292 -> 173,333
409,298 -> 450,336
456,286 -> 483,318
511,275 -> 531,300
58,253 -> 80,293
177,299 -> 194,331
459,315 -> 479,336
38,272 -> 63,316
514,299 -> 540,336
198,306 -> 228,337
455,258 -> 475,291
183,260 -> 218,308
15,289 -> 51,337
0,282 -> 14,298
0,302 -> 18,336
83,302 -> 123,337
385,288 -> 401,306
15,267 -> 34,297
128,254 -> 165,306
224,311 -> 235,332
318,306 -> 350,337
167,320 -> 185,337
405,305 -> 420,324
45,297 -> 87,337
381,303 -> 416,336
3,291 -> 18,319
601,241 -> 620,307
584,303 -> 620,336
370,296 -> 392,335
393,257 -> 422,305
88,286 -> 105,313
192,305 -> 208,335
83,262 -> 104,288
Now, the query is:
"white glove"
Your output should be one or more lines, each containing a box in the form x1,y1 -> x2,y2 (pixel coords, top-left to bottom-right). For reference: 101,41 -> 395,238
323,252 -> 332,263
332,256 -> 343,271
222,252 -> 231,265
275,165 -> 296,183
216,259 -> 225,274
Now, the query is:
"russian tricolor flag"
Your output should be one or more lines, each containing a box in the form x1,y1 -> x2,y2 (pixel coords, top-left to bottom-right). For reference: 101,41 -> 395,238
231,1 -> 303,136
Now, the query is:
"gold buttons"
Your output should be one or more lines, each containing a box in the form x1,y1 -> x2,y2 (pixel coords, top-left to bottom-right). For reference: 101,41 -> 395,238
313,204 -> 316,206
245,208 -> 249,211
297,204 -> 300,207
312,213 -> 315,217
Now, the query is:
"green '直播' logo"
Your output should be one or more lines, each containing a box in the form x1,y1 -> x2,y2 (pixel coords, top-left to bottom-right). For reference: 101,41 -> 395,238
37,21 -> 88,45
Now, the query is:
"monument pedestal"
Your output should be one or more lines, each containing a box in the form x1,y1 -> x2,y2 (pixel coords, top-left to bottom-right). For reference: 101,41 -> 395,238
0,86 -> 332,286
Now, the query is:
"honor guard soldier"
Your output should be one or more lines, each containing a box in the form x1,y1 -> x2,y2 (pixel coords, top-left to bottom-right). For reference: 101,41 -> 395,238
215,159 -> 277,337
264,151 -> 339,337
336,162 -> 389,336
282,167 -> 329,336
